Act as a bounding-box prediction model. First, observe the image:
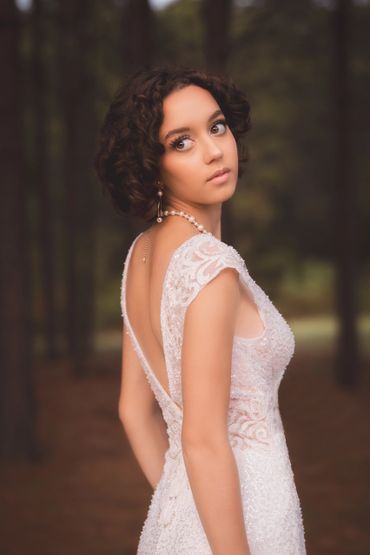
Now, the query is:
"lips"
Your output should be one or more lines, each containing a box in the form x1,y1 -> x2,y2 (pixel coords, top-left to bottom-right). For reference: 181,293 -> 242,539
207,168 -> 230,181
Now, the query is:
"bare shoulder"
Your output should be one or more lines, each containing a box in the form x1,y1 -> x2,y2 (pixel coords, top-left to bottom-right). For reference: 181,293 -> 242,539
134,219 -> 202,263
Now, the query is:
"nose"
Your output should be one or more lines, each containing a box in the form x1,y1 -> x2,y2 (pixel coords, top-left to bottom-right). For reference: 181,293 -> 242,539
202,134 -> 223,164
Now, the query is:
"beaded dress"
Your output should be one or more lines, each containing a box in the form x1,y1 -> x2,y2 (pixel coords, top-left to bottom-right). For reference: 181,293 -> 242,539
120,231 -> 306,555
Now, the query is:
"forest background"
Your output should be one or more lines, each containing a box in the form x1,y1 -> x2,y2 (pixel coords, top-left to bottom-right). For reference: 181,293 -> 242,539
0,0 -> 369,554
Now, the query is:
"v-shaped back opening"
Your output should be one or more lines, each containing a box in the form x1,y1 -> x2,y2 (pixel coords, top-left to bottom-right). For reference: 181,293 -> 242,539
121,232 -> 204,416
122,231 -> 268,418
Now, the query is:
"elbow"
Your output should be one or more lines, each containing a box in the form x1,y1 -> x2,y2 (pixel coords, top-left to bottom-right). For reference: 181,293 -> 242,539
181,427 -> 229,456
118,407 -> 125,426
118,401 -> 130,425
118,399 -> 160,427
118,395 -> 138,424
118,404 -> 136,437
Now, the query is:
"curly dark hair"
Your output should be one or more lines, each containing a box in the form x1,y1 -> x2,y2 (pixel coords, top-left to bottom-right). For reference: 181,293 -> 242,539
94,65 -> 251,223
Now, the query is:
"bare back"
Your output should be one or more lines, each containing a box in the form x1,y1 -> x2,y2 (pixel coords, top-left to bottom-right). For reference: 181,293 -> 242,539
124,222 -> 266,400
124,223 -> 196,398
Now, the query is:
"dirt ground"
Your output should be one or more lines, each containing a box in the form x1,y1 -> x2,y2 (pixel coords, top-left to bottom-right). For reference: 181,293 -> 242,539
0,348 -> 369,555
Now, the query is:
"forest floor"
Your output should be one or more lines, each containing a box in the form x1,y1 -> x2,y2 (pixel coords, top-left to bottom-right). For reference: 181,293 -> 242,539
0,346 -> 369,555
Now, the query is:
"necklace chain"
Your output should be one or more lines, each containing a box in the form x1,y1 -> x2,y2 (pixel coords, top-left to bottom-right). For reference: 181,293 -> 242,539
142,208 -> 212,263
160,208 -> 212,235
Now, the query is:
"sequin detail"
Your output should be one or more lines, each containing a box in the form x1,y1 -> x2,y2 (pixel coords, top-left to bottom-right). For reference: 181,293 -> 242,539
121,232 -> 306,554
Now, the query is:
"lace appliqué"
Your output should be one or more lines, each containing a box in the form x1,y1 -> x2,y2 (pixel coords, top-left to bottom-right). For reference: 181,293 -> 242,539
228,393 -> 270,451
161,235 -> 243,400
162,234 -> 275,452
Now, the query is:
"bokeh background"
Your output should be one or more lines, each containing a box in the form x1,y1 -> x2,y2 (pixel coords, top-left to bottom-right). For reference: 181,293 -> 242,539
0,0 -> 369,554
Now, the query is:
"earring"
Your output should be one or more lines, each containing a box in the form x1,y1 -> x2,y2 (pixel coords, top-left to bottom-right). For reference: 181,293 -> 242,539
156,181 -> 164,223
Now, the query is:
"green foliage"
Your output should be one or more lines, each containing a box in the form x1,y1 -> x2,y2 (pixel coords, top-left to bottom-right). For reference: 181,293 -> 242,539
156,0 -> 205,66
22,0 -> 370,343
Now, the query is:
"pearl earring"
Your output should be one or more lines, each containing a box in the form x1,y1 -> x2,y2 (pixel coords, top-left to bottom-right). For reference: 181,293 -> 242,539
156,182 -> 164,223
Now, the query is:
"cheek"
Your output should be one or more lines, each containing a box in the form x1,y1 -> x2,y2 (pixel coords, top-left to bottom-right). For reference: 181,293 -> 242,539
161,152 -> 198,180
159,154 -> 175,178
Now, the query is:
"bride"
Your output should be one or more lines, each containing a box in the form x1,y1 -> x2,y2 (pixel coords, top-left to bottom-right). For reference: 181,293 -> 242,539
94,66 -> 306,555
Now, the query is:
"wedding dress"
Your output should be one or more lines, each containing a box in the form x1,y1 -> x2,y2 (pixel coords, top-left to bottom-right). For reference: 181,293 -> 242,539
120,231 -> 306,554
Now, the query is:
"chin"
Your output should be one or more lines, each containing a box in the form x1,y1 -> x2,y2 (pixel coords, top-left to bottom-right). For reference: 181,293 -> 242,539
227,179 -> 238,195
215,186 -> 235,205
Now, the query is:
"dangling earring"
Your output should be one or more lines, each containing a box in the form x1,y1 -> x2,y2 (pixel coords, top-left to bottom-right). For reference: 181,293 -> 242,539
156,181 -> 164,223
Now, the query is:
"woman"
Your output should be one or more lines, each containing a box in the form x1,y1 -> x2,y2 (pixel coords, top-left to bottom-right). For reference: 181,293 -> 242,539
94,66 -> 306,555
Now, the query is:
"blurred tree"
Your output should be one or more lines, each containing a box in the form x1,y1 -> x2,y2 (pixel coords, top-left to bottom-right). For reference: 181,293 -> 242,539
0,0 -> 36,459
7,0 -> 367,375
117,0 -> 157,257
229,2 -> 334,289
122,0 -> 156,71
32,0 -> 57,359
57,0 -> 98,375
155,0 -> 203,67
332,0 -> 359,386
201,0 -> 233,71
201,0 -> 236,245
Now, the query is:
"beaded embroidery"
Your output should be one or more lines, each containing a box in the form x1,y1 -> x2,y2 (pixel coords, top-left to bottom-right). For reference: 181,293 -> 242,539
120,232 -> 306,554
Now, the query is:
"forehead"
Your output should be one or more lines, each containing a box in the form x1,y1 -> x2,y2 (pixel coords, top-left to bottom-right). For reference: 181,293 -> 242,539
160,85 -> 220,132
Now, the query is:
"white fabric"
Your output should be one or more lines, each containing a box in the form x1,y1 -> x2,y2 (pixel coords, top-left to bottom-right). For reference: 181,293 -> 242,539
121,232 -> 306,554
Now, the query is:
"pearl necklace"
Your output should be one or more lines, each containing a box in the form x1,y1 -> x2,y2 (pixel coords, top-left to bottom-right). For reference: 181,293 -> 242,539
159,208 -> 213,235
142,208 -> 212,263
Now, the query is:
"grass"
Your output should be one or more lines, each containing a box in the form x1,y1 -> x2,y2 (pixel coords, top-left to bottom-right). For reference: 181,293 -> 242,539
290,314 -> 370,353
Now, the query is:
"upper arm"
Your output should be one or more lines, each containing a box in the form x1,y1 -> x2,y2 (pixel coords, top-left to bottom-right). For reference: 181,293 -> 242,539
181,266 -> 241,446
118,322 -> 158,421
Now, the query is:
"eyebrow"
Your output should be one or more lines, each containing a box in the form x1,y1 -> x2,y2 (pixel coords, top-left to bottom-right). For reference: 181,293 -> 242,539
163,109 -> 224,142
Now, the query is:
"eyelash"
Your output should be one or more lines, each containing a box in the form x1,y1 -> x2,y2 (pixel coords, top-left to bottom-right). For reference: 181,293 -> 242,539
169,118 -> 228,151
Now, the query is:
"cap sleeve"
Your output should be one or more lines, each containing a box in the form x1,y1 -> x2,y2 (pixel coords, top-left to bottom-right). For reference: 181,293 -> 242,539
176,234 -> 245,309
160,234 -> 246,407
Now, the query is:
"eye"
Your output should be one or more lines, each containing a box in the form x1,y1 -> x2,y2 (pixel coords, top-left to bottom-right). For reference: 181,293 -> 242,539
210,118 -> 227,135
169,135 -> 193,151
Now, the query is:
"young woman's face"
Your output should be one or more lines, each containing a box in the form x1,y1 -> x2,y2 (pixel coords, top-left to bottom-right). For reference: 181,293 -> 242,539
158,84 -> 239,210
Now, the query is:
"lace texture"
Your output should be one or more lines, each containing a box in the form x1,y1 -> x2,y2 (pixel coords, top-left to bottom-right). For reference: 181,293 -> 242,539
121,232 -> 306,554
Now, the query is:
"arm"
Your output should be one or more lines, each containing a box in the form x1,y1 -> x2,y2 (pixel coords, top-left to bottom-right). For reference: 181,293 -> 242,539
181,267 -> 251,555
118,323 -> 169,489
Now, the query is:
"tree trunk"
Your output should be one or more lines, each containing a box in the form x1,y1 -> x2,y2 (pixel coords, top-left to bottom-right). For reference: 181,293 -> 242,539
332,0 -> 359,387
201,0 -> 235,245
0,0 -> 37,460
32,0 -> 57,359
201,0 -> 233,72
122,0 -> 155,72
57,0 -> 98,375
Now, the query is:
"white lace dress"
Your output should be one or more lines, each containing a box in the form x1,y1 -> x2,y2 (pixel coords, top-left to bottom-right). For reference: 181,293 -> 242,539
121,232 -> 306,555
